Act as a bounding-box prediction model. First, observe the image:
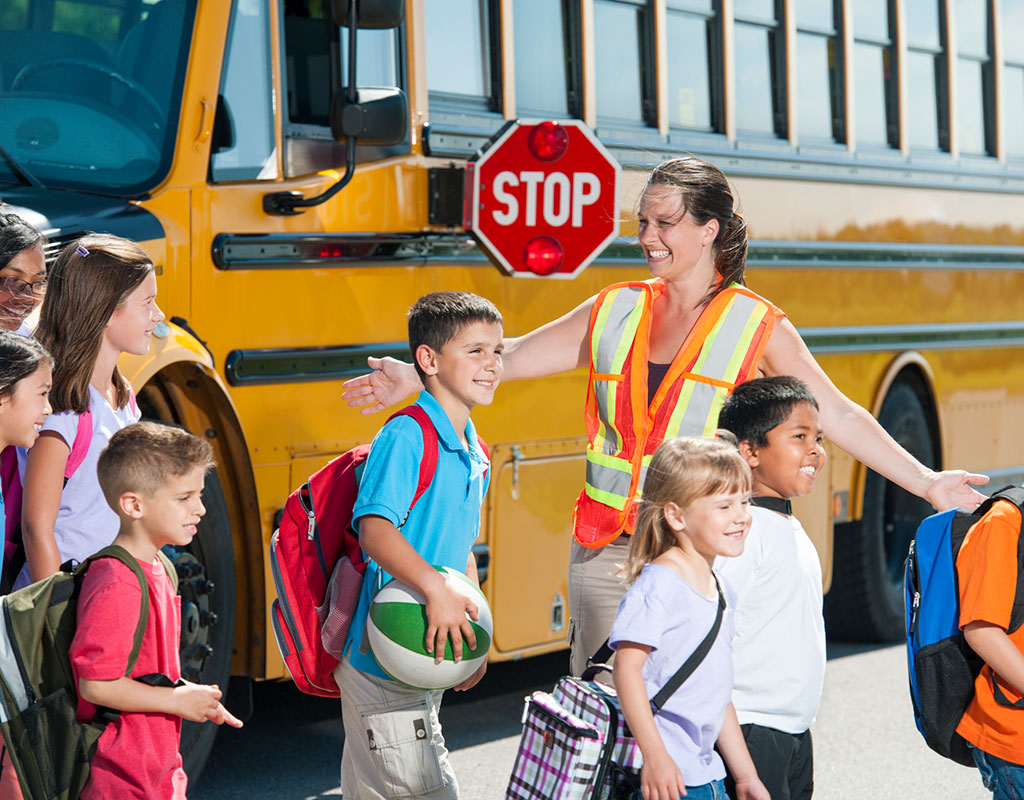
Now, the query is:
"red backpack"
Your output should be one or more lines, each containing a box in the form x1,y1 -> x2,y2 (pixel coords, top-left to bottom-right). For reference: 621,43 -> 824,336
269,406 -> 488,697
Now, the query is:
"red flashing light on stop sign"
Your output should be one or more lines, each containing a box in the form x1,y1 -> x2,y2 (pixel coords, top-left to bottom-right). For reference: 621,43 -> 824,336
528,121 -> 568,162
524,236 -> 564,275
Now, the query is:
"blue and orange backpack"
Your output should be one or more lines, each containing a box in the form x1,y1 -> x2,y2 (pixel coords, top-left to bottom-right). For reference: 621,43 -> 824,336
904,485 -> 1024,766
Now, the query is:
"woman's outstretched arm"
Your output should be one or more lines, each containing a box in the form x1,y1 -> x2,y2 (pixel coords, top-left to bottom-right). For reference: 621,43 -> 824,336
760,317 -> 988,511
342,295 -> 595,414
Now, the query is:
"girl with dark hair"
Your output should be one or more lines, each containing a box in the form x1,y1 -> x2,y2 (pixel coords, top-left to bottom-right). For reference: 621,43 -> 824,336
0,333 -> 52,588
18,234 -> 164,587
0,212 -> 48,336
341,156 -> 987,675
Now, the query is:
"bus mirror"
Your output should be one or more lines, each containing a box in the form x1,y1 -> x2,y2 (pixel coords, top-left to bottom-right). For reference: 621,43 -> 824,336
331,88 -> 407,146
331,0 -> 404,29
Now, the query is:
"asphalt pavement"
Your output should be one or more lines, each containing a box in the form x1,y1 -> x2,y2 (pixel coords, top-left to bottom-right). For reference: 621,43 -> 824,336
193,643 -> 990,799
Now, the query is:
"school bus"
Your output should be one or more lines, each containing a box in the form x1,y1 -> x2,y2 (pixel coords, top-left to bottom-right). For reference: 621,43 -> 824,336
3,0 -> 1024,776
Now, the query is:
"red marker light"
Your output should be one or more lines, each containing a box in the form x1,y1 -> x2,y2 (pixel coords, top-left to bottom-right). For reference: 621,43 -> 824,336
524,236 -> 564,275
528,121 -> 568,162
320,244 -> 346,259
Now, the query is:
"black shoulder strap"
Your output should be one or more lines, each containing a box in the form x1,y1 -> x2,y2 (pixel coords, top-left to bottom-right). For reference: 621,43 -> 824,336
583,575 -> 727,711
976,485 -> 1024,517
650,575 -> 726,712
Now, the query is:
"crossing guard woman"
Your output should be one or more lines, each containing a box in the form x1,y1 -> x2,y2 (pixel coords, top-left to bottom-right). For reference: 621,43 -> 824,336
343,156 -> 988,675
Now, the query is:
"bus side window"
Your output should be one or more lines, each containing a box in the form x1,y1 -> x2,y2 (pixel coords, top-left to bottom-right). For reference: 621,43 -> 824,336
1003,2 -> 1024,160
211,0 -> 278,182
425,0 -> 500,112
733,0 -> 786,138
954,0 -> 994,158
512,0 -> 580,119
852,0 -> 898,150
904,0 -> 948,152
794,0 -> 842,144
594,0 -> 656,127
666,0 -> 719,133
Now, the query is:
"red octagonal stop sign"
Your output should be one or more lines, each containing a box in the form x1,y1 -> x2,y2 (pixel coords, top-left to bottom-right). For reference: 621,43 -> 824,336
464,120 -> 621,279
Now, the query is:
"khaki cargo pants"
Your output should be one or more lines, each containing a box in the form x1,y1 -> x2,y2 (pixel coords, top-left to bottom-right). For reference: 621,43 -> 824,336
334,656 -> 459,800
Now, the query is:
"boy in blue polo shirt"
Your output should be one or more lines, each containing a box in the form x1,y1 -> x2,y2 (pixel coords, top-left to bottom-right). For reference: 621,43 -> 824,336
334,291 -> 503,800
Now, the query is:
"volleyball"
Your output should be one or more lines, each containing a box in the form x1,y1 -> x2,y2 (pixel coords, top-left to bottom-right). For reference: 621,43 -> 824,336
366,566 -> 492,691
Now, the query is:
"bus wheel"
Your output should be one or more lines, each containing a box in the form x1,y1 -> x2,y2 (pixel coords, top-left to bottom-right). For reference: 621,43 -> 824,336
163,467 -> 236,782
824,381 -> 936,642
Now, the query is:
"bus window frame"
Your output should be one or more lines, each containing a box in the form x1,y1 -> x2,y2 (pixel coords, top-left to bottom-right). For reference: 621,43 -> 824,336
732,0 -> 789,146
277,5 -> 411,180
850,0 -> 900,153
592,0 -> 658,135
664,0 -> 724,136
511,0 -> 584,120
953,0 -> 995,160
793,0 -> 846,147
904,0 -> 951,156
209,0 -> 277,183
426,0 -> 504,116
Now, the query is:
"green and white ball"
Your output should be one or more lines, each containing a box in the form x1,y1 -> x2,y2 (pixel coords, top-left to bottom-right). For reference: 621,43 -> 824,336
367,566 -> 492,690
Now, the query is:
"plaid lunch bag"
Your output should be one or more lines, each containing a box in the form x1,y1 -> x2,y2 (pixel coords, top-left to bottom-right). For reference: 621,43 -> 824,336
504,578 -> 726,800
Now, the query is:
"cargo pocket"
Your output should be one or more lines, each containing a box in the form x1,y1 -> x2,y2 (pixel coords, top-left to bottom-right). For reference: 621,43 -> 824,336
16,688 -> 103,798
363,703 -> 445,799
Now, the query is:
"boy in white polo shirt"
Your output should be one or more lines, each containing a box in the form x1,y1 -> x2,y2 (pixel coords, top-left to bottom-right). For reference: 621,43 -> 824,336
715,376 -> 827,800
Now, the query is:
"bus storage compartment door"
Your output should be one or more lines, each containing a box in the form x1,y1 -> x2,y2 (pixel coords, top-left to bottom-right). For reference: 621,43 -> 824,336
486,440 -> 586,656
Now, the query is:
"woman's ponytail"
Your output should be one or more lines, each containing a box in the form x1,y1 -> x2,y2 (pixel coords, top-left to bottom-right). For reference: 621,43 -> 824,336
714,210 -> 747,292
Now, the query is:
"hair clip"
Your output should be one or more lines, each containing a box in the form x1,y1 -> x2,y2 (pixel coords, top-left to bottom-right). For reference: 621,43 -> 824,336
75,245 -> 89,257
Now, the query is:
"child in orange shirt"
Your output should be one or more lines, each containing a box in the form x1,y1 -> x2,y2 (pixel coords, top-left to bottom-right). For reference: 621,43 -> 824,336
956,494 -> 1024,798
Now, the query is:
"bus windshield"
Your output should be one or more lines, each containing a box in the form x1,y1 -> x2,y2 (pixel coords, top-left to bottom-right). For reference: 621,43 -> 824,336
0,0 -> 195,196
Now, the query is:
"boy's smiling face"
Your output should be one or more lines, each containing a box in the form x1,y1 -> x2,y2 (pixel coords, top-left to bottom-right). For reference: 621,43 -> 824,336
128,466 -> 208,548
740,401 -> 825,500
417,320 -> 504,414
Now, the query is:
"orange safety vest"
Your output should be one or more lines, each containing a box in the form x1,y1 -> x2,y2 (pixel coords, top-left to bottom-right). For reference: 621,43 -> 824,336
572,279 -> 782,548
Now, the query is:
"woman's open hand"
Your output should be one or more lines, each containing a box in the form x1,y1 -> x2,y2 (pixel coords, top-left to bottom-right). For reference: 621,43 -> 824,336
341,356 -> 422,414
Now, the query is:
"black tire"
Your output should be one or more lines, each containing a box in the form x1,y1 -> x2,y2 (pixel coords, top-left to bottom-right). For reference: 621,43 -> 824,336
163,467 -> 236,783
824,382 -> 936,642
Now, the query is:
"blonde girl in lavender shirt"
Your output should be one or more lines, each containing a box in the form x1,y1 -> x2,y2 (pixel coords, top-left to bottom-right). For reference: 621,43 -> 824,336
611,437 -> 768,800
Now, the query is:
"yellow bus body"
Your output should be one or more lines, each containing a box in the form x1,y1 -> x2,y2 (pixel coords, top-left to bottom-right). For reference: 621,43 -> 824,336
7,0 -> 1024,690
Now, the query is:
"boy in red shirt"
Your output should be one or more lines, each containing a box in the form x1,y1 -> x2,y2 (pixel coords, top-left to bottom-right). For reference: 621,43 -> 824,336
956,495 -> 1024,798
69,422 -> 242,800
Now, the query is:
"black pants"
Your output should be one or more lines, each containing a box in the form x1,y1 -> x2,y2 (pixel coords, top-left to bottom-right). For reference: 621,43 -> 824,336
724,724 -> 813,800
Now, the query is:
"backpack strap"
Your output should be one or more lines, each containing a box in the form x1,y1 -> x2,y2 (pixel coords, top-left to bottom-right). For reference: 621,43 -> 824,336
65,389 -> 137,482
972,484 -> 1024,639
582,575 -> 727,713
64,408 -> 93,482
387,406 -> 440,525
156,549 -> 179,595
650,574 -> 726,712
976,485 -> 1024,517
78,545 -> 157,678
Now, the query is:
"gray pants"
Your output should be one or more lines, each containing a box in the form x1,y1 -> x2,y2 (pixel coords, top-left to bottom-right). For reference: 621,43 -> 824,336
334,656 -> 459,800
568,534 -> 632,679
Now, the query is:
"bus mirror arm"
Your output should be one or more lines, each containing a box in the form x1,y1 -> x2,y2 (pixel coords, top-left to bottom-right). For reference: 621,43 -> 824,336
264,0 -> 407,216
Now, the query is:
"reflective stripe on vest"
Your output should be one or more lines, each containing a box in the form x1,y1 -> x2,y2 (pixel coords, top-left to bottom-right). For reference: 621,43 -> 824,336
578,282 -> 778,541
